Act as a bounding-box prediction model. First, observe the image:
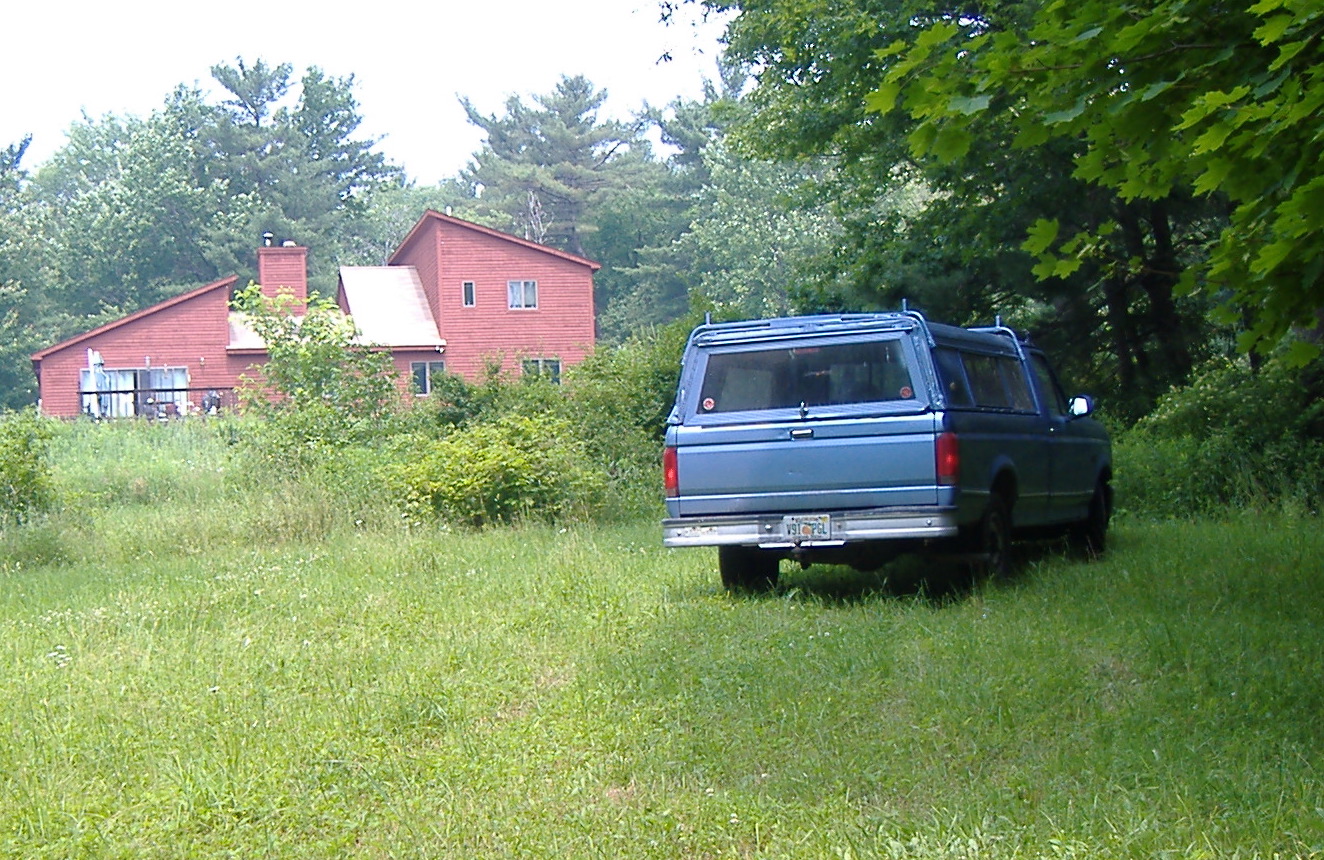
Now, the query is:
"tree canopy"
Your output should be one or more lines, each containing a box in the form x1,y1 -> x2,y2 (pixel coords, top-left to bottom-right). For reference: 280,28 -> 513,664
459,75 -> 658,259
693,0 -> 1302,412
870,0 -> 1323,362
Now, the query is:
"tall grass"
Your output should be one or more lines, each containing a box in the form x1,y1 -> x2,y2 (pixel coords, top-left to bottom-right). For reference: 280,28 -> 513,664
1,421 -> 1321,856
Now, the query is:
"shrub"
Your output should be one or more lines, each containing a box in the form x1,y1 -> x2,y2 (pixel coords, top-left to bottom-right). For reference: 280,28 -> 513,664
1115,349 -> 1324,515
230,284 -> 400,446
390,413 -> 607,527
0,409 -> 55,524
560,318 -> 696,519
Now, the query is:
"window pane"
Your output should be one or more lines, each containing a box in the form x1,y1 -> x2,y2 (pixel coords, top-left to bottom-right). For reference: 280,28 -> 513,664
963,354 -> 1011,408
1031,355 -> 1068,416
698,339 -> 914,413
411,362 -> 429,394
507,280 -> 537,308
999,357 -> 1035,411
934,348 -> 973,407
462,281 -> 475,306
107,370 -> 135,418
522,358 -> 560,383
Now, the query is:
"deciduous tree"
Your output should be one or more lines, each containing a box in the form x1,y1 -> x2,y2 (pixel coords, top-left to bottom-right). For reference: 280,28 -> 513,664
871,0 -> 1324,360
698,0 -> 1221,413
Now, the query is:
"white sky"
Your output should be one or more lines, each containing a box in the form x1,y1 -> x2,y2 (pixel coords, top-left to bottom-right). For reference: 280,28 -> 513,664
3,0 -> 731,185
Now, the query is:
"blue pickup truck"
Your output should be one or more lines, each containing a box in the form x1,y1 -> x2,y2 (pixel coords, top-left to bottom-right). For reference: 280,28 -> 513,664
662,311 -> 1112,590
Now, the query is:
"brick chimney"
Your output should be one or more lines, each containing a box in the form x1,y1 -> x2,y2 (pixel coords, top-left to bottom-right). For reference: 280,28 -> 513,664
256,239 -> 308,303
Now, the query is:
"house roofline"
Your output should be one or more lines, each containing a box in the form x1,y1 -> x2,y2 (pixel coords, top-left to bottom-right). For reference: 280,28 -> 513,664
31,275 -> 241,362
389,209 -> 602,272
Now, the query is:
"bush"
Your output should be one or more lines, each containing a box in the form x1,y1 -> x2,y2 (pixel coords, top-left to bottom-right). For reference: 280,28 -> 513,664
1115,349 -> 1324,515
560,319 -> 695,519
0,409 -> 55,525
389,414 -> 607,527
395,322 -> 694,522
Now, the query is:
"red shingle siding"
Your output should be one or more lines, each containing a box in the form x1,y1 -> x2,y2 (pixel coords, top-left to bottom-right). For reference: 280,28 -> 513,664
426,215 -> 596,380
32,278 -> 250,417
257,246 -> 308,302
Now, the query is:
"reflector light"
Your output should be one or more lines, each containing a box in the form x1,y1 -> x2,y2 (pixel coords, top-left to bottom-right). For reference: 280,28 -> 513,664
663,446 -> 679,497
936,432 -> 959,485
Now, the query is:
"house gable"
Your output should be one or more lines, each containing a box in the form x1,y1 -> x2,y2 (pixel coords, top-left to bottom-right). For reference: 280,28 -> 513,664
389,210 -> 599,379
31,275 -> 242,417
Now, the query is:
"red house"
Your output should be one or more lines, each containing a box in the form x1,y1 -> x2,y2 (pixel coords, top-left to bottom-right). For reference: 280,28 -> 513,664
30,210 -> 599,418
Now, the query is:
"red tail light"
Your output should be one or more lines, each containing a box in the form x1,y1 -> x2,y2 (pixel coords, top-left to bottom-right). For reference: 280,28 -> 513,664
936,432 -> 959,485
663,446 -> 679,497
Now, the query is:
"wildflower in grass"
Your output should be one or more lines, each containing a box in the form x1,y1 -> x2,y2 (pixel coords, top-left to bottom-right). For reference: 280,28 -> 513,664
46,644 -> 71,668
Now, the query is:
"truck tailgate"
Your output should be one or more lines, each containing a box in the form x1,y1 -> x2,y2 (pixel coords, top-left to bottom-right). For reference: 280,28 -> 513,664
670,413 -> 941,516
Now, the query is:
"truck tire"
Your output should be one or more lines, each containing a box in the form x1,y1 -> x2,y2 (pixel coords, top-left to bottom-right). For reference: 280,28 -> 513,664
975,495 -> 1012,579
719,546 -> 779,592
1070,480 -> 1111,558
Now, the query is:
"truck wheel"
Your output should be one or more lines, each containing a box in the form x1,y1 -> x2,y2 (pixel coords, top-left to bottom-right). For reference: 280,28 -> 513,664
718,546 -> 779,592
1070,480 -> 1111,558
975,496 -> 1012,579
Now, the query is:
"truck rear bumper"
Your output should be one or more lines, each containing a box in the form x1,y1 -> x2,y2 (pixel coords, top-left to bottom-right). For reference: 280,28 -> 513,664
662,508 -> 960,549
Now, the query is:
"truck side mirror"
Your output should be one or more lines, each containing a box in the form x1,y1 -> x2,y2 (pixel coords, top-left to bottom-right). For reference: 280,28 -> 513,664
1068,395 -> 1094,418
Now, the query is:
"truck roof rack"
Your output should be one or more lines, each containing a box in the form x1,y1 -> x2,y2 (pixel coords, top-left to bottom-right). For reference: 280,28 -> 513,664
969,317 -> 1029,361
689,312 -> 922,347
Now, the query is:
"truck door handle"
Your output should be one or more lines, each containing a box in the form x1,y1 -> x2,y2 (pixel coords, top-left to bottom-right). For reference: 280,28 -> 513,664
790,428 -> 814,440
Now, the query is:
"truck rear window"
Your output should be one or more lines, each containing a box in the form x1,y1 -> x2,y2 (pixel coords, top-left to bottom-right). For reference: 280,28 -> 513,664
697,339 -> 916,413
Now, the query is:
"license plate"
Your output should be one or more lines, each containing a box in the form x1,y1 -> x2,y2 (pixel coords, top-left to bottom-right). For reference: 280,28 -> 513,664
784,514 -> 831,541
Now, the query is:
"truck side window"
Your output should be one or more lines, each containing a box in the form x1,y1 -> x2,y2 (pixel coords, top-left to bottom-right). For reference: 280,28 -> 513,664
963,353 -> 1012,408
1000,356 -> 1035,411
934,348 -> 973,407
1030,354 -> 1068,417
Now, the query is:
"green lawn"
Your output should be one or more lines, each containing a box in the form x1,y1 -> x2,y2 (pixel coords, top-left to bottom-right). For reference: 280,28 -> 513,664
3,502 -> 1322,857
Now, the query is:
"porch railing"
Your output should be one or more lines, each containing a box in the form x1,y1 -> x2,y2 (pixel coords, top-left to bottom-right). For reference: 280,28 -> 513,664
77,386 -> 239,419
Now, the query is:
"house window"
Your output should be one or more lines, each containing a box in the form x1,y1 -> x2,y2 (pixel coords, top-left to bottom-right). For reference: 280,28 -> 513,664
462,281 -> 475,307
521,358 -> 561,384
411,360 -> 447,395
80,366 -> 189,418
507,279 -> 538,309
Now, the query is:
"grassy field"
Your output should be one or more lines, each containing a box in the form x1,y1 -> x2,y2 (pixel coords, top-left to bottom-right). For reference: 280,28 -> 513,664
1,422 -> 1322,857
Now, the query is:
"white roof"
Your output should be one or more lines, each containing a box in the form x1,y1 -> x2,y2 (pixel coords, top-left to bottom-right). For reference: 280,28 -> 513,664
338,266 -> 445,347
227,312 -> 267,350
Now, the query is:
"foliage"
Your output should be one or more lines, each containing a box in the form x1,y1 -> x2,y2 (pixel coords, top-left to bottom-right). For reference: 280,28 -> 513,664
19,58 -> 404,329
196,59 -> 405,287
871,0 -> 1324,361
459,75 -> 662,259
562,317 -> 699,517
230,283 -> 399,432
704,0 -> 1221,418
1115,347 -> 1324,514
34,108 -> 227,316
390,413 -> 607,527
398,320 -> 696,523
227,284 -> 400,497
669,145 -> 845,318
0,409 -> 54,524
